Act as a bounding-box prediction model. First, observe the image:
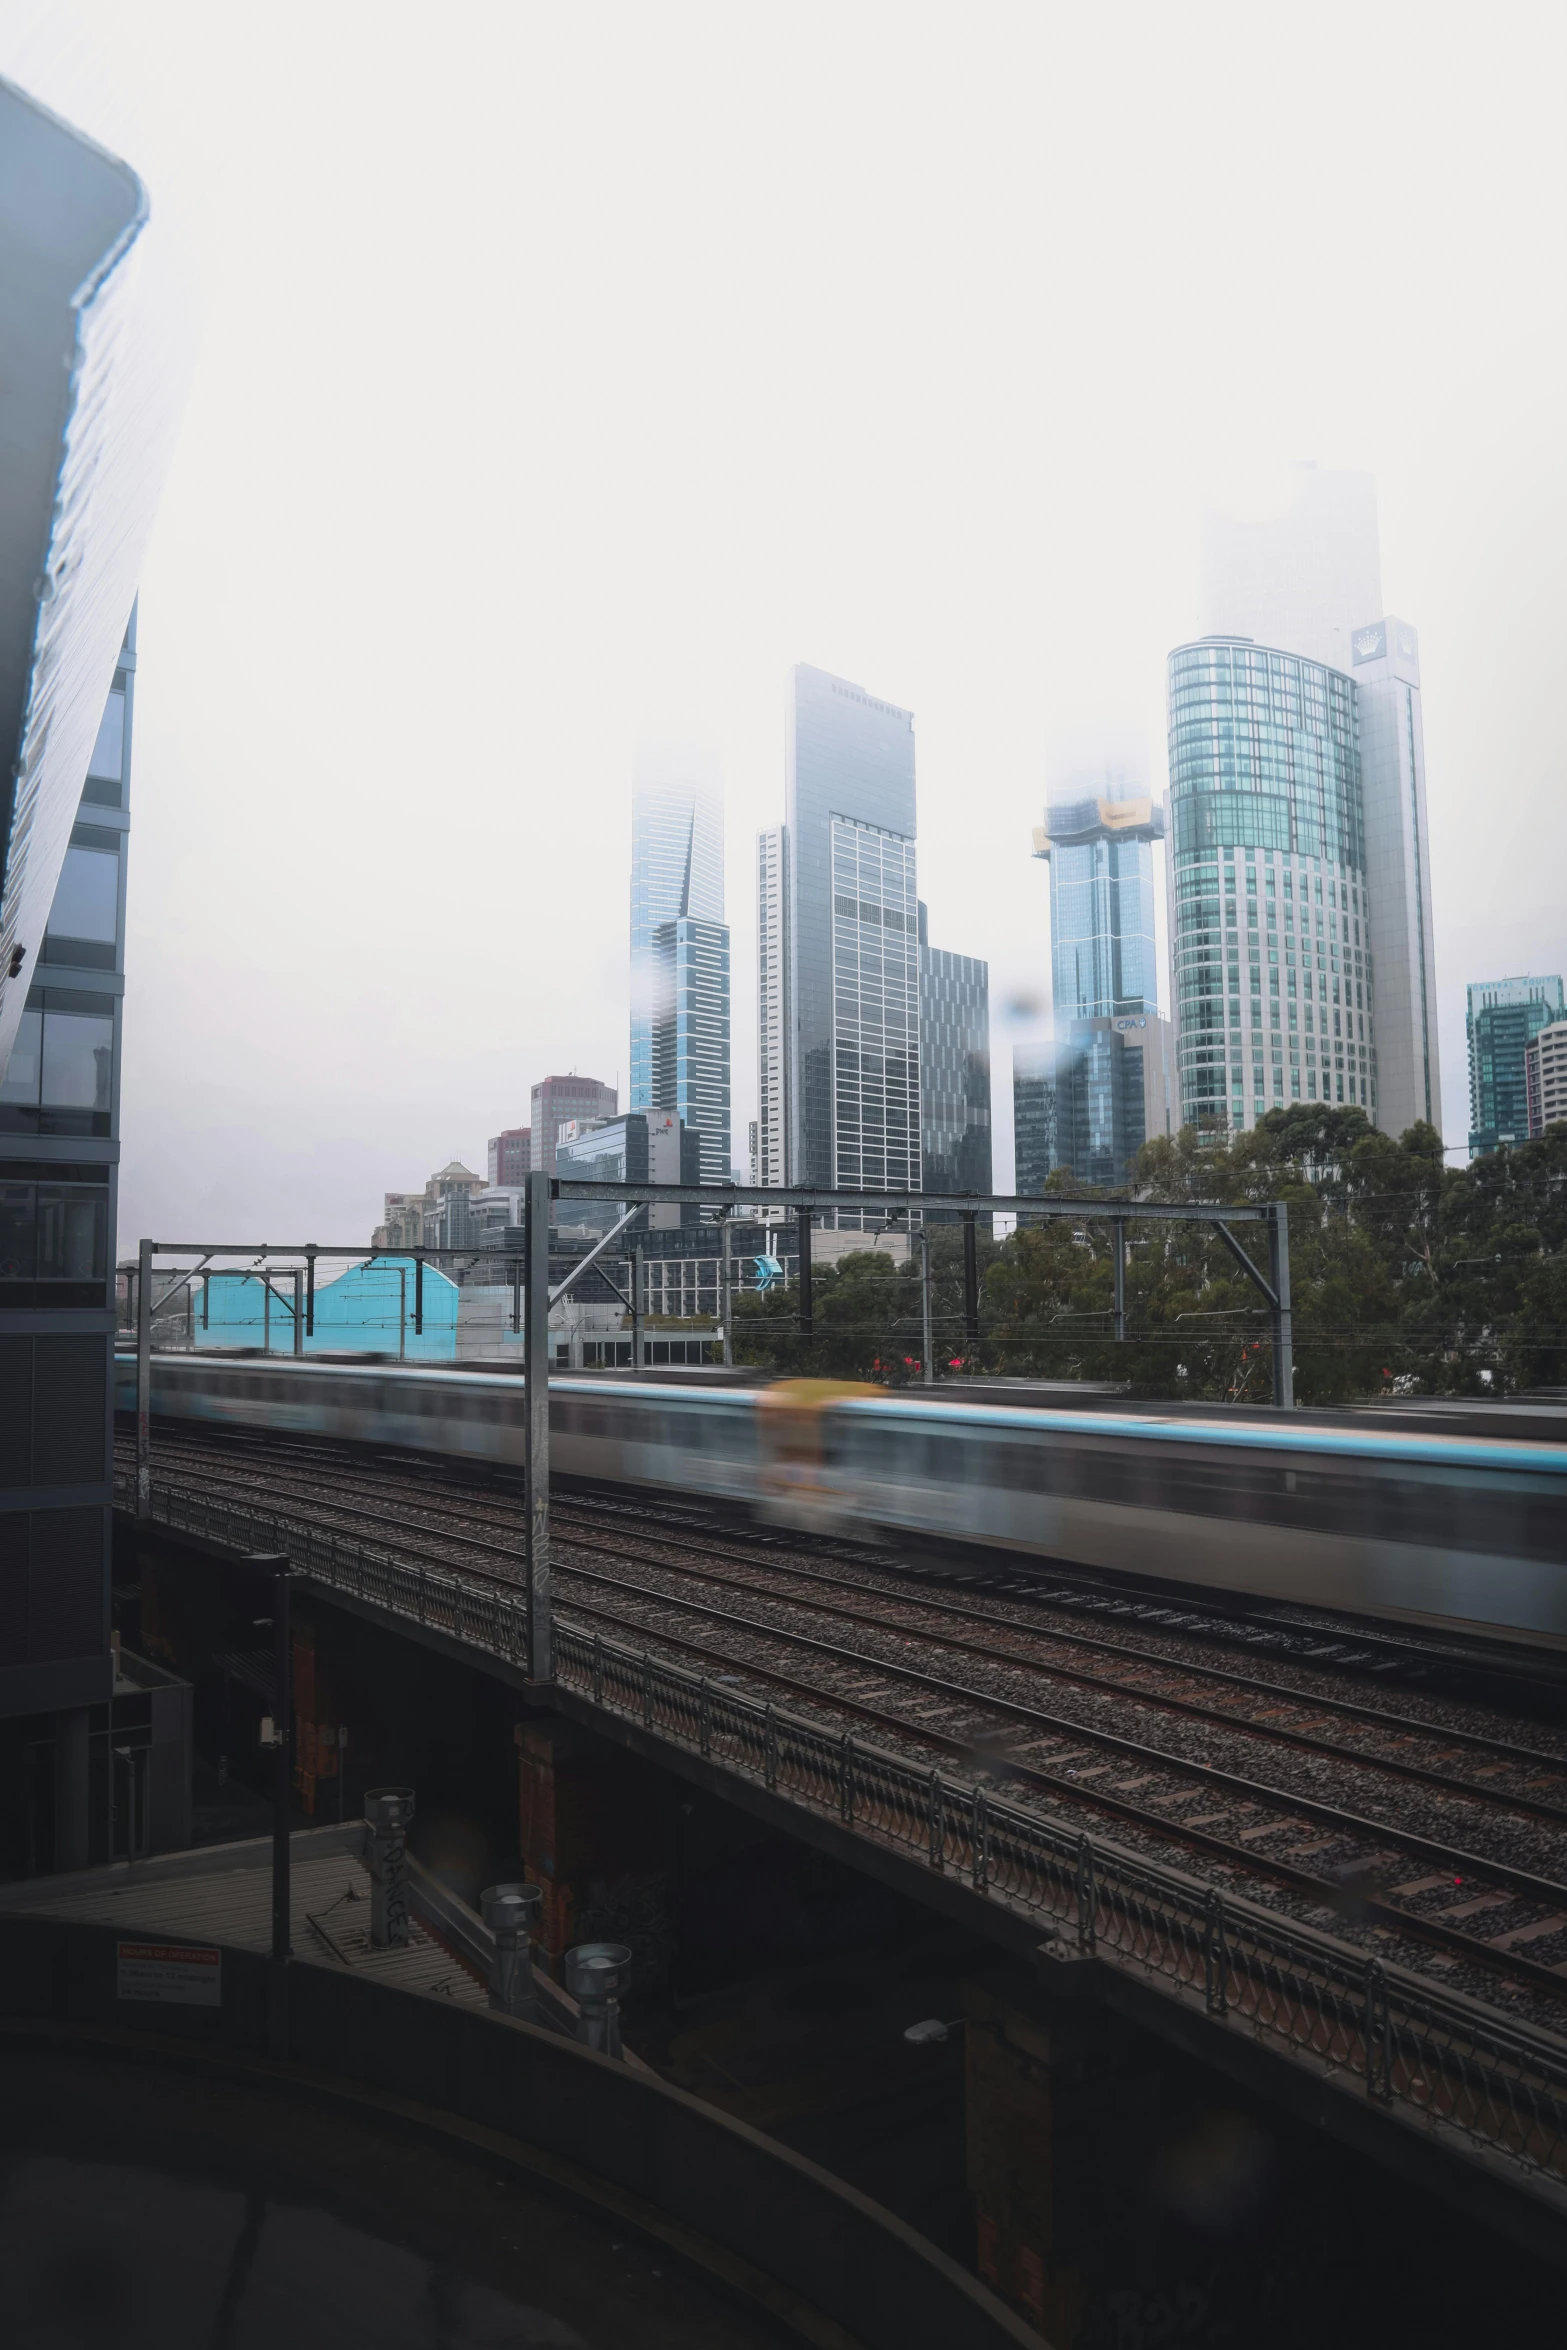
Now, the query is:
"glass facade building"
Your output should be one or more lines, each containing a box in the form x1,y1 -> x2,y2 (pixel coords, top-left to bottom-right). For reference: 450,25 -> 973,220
529,1073 -> 617,1176
1024,780 -> 1171,1188
755,825 -> 790,1186
784,666 -> 920,1207
917,905 -> 991,1204
629,742 -> 730,1183
1168,638 -> 1374,1133
1467,976 -> 1564,1157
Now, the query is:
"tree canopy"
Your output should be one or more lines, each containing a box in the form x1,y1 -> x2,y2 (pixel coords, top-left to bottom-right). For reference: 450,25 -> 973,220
729,1114 -> 1567,1400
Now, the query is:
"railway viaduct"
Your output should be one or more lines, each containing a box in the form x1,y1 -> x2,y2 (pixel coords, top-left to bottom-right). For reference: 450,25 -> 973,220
116,1419 -> 1567,2346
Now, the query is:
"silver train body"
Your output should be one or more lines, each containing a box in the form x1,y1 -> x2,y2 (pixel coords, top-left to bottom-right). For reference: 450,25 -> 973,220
119,1354 -> 1567,1652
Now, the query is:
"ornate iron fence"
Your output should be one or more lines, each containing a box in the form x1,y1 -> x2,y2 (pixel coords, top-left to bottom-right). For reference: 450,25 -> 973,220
123,1469 -> 1567,2208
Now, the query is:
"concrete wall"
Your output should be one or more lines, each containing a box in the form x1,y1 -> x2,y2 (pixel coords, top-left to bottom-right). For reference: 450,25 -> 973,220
0,1912 -> 1039,2350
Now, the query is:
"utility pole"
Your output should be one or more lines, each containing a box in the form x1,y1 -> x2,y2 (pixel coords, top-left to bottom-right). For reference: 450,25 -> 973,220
524,1168 -> 553,1680
920,1228 -> 934,1384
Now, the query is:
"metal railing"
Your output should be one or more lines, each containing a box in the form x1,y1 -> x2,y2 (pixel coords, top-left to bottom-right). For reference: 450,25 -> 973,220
122,1466 -> 1567,2210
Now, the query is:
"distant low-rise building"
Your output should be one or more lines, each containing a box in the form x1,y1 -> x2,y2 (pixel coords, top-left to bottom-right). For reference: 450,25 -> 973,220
555,1108 -> 700,1235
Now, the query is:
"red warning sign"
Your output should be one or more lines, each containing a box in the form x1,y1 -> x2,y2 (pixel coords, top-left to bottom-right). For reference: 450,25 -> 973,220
115,1941 -> 222,2007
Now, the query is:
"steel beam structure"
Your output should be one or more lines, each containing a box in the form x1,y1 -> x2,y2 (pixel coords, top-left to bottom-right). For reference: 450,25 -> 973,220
523,1169 -> 553,1680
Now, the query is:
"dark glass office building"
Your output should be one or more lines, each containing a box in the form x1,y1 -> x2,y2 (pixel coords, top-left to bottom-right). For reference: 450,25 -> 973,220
918,906 -> 991,1203
0,80 -> 182,1874
785,665 -> 920,1208
629,743 -> 730,1184
1467,976 -> 1564,1157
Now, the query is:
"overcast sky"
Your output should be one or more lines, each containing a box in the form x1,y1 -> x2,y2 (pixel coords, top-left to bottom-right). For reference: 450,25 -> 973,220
4,2 -> 1565,1242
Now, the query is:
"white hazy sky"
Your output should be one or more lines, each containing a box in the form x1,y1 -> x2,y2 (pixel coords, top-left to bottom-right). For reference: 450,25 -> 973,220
4,2 -> 1565,1241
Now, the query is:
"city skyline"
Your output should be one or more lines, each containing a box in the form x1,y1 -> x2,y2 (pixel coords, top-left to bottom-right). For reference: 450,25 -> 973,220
10,15 -> 1560,1244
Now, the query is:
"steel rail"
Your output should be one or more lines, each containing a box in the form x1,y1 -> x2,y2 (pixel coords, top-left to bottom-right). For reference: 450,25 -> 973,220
124,1451 -> 1567,2001
114,1466 -> 1567,2201
130,1433 -> 1567,1809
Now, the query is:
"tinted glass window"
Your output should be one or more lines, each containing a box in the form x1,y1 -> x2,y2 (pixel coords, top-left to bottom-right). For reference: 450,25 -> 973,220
87,690 -> 125,781
37,1186 -> 108,1281
0,1009 -> 42,1106
41,1011 -> 114,1110
0,1182 -> 34,1277
48,845 -> 119,944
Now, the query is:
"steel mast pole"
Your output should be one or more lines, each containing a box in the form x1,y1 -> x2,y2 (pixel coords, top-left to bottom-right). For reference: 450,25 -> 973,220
920,1229 -> 934,1383
524,1168 -> 553,1680
135,1237 -> 152,1519
1269,1201 -> 1294,1409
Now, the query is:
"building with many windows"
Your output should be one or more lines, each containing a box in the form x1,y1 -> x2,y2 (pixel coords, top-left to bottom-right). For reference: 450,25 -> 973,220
1467,976 -> 1564,1157
530,1074 -> 617,1176
0,78 -> 187,1874
1527,1019 -> 1567,1137
918,905 -> 991,1204
554,1108 -> 700,1236
487,1127 -> 530,1186
755,824 -> 790,1186
1168,638 -> 1372,1132
778,665 -> 921,1211
1019,772 -> 1173,1188
1183,470 -> 1441,1139
630,739 -> 730,1185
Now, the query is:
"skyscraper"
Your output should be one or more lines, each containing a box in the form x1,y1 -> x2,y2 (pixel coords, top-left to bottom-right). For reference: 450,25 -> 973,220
783,665 -> 920,1208
1168,638 -> 1369,1130
488,1127 -> 530,1186
629,739 -> 730,1185
1467,976 -> 1564,1157
0,76 -> 183,1872
1182,467 -> 1442,1138
1021,769 -> 1173,1188
917,903 -> 991,1204
530,1073 -> 617,1175
755,824 -> 790,1186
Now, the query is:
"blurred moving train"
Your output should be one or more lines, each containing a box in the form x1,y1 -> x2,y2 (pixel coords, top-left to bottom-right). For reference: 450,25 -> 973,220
117,1353 -> 1567,1652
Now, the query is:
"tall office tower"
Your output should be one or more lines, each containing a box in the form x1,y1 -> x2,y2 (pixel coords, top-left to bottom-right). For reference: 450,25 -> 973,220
0,79 -> 182,1873
1026,771 -> 1173,1187
1168,639 -> 1371,1131
1011,1039 -> 1058,1200
784,665 -> 921,1214
1526,1019 -> 1567,1138
1351,618 -> 1441,1134
1190,468 -> 1441,1138
629,739 -> 730,1183
1467,976 -> 1564,1157
487,1127 -> 530,1186
530,1074 -> 617,1176
755,824 -> 791,1184
917,903 -> 992,1203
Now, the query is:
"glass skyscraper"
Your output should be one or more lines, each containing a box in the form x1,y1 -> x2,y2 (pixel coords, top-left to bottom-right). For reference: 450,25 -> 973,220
918,904 -> 991,1205
1467,975 -> 1564,1157
1019,774 -> 1171,1189
629,740 -> 730,1185
1192,471 -> 1441,1139
1168,638 -> 1372,1132
780,666 -> 921,1207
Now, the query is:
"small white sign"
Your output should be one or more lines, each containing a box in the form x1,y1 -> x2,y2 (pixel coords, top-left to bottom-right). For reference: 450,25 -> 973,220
116,1940 -> 222,2007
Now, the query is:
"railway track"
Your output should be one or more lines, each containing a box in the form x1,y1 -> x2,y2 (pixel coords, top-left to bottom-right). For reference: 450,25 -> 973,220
124,1428 -> 1567,2016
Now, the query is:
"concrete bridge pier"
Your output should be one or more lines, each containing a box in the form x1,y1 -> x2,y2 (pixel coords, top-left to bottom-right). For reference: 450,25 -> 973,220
514,1715 -> 677,1984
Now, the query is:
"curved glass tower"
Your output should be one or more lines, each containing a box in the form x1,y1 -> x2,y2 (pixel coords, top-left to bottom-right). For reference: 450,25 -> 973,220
629,739 -> 730,1184
1168,637 -> 1374,1133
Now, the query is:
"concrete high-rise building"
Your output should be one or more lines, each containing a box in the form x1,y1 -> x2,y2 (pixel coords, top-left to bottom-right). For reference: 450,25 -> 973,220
1182,468 -> 1441,1139
1351,617 -> 1441,1134
1024,771 -> 1174,1188
530,1074 -> 617,1176
783,665 -> 920,1210
755,824 -> 790,1186
1527,1019 -> 1567,1137
1168,638 -> 1370,1131
0,77 -> 191,1870
1467,976 -> 1564,1157
488,1127 -> 530,1186
629,739 -> 730,1185
917,903 -> 991,1204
